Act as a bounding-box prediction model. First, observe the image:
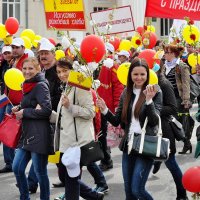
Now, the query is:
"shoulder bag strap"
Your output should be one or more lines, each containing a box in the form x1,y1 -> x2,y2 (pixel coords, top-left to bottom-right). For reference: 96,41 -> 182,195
73,88 -> 78,142
139,114 -> 162,156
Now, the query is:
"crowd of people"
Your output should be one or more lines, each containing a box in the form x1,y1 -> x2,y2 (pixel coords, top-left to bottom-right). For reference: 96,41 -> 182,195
0,32 -> 199,200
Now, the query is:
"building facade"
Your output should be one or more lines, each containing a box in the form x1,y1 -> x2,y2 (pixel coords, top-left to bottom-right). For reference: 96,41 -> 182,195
0,0 -> 170,43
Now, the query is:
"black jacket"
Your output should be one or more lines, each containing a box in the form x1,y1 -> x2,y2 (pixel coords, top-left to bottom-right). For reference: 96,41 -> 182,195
105,88 -> 163,152
18,73 -> 53,155
45,65 -> 61,111
159,75 -> 177,154
0,60 -> 10,94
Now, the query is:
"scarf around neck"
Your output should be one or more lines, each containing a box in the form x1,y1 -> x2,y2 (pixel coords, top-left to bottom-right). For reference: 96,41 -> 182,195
22,82 -> 37,94
165,58 -> 178,75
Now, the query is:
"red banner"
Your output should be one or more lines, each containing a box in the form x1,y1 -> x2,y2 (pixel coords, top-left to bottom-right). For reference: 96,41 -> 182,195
145,0 -> 200,20
45,12 -> 85,30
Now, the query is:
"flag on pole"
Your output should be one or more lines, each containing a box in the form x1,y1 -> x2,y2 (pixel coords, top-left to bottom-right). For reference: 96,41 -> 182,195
0,94 -> 10,108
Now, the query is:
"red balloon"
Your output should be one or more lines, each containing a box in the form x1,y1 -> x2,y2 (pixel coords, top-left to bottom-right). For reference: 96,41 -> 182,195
48,38 -> 56,46
182,166 -> 200,193
136,26 -> 144,36
138,49 -> 156,69
109,37 -> 121,51
5,17 -> 19,35
142,31 -> 157,49
80,35 -> 105,63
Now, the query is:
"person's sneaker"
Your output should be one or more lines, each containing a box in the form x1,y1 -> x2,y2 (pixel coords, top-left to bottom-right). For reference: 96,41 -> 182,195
99,160 -> 113,171
97,192 -> 104,200
54,193 -> 65,200
94,185 -> 109,194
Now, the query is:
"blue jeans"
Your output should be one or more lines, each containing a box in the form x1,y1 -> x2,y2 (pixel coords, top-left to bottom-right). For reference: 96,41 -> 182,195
12,148 -> 50,200
165,154 -> 187,198
122,152 -> 154,200
28,163 -> 38,189
1,104 -> 15,169
87,162 -> 107,187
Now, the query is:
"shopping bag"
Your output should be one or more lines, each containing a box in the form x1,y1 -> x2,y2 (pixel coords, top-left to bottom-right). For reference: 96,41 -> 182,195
0,114 -> 21,148
48,151 -> 60,164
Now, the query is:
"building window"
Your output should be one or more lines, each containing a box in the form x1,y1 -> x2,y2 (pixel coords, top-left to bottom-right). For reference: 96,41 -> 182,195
93,7 -> 108,12
160,18 -> 173,37
2,0 -> 21,24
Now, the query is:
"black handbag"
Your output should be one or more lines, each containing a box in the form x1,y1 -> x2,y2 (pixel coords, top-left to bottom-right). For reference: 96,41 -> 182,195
169,116 -> 185,141
73,89 -> 104,166
131,115 -> 170,161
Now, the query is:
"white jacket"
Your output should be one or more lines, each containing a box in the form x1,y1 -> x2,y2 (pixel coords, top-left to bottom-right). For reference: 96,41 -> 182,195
54,87 -> 95,153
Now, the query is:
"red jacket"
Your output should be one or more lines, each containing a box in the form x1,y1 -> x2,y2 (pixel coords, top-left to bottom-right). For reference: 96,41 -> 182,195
7,54 -> 28,105
97,64 -> 124,113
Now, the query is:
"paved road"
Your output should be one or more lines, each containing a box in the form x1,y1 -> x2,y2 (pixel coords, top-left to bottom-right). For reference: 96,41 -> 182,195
0,106 -> 199,200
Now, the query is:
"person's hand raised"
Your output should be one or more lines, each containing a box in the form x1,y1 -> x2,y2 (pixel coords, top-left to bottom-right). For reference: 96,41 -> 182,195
96,97 -> 107,112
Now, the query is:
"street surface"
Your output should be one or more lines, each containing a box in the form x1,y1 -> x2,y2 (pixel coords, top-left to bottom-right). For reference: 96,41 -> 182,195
0,105 -> 199,200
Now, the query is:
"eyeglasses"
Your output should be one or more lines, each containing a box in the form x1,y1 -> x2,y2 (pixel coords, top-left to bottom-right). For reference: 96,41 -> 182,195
165,51 -> 172,54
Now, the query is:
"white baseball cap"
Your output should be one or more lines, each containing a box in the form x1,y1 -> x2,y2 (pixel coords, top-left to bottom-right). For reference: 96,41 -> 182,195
39,38 -> 50,45
38,41 -> 55,52
24,49 -> 35,57
2,46 -> 12,54
105,43 -> 114,53
117,50 -> 130,58
61,146 -> 81,178
11,38 -> 25,47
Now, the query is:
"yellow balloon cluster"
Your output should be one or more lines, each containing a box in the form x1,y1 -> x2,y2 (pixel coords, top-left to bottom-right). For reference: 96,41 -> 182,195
55,50 -> 65,60
4,68 -> 25,91
188,53 -> 200,74
182,25 -> 200,45
0,24 -> 7,39
119,40 -> 132,51
117,62 -> 131,85
131,35 -> 142,49
147,25 -> 156,33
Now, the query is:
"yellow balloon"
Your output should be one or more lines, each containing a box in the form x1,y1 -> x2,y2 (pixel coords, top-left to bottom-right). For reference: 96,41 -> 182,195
131,36 -> 142,49
147,25 -> 156,33
3,35 -> 13,45
20,29 -> 35,42
117,62 -> 131,85
21,36 -> 32,49
149,69 -> 158,85
188,53 -> 200,74
0,24 -> 7,39
32,35 -> 42,48
55,50 -> 65,60
4,68 -> 25,91
182,25 -> 200,45
119,40 -> 132,51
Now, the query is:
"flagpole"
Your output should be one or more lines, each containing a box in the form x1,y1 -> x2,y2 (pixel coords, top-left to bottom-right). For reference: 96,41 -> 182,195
6,95 -> 14,107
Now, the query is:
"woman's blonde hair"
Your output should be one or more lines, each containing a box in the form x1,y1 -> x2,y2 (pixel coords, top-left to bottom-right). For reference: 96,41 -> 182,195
22,57 -> 41,72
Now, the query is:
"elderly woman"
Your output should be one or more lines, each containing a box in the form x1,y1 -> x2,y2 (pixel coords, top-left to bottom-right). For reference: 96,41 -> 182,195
12,57 -> 52,200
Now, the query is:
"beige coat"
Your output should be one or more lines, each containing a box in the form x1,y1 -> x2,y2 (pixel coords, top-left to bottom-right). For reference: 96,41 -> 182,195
54,87 -> 95,153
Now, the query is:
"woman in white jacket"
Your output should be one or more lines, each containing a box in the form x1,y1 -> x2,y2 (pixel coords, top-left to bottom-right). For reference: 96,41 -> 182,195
53,58 -> 104,200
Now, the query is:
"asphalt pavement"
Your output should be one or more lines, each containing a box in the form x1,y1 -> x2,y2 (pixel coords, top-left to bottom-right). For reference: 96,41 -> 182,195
0,105 -> 200,200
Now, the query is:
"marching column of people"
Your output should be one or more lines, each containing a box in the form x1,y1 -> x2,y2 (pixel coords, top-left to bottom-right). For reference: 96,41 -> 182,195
0,38 -> 199,200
